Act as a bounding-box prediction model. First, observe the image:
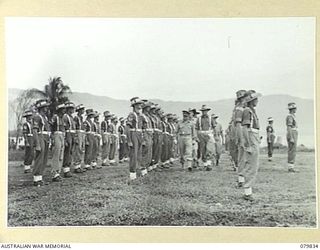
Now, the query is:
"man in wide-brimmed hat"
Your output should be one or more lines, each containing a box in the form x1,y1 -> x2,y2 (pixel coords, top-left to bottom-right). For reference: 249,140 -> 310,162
127,97 -> 146,182
108,114 -> 118,166
239,91 -> 262,201
118,117 -> 128,163
189,108 -> 200,168
22,109 -> 34,174
195,104 -> 216,170
266,117 -> 275,162
230,89 -> 247,172
51,103 -> 66,182
286,102 -> 298,173
149,104 -> 162,171
92,111 -> 102,169
32,99 -> 51,186
62,101 -> 76,178
212,113 -> 224,166
141,100 -> 154,173
101,110 -> 112,166
73,104 -> 86,173
83,108 -> 96,170
176,110 -> 196,171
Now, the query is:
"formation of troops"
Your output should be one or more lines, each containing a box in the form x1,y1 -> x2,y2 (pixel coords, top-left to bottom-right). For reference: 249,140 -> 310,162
21,91 -> 299,201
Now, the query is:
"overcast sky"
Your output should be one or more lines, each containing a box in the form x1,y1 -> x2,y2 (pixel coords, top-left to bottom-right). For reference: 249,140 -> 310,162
5,17 -> 315,102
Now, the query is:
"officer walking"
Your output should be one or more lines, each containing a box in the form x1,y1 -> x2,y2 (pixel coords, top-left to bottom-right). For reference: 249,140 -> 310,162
73,104 -> 86,173
240,91 -> 261,201
22,110 -> 34,173
189,108 -> 200,168
108,115 -> 118,166
51,103 -> 66,182
177,110 -> 196,171
212,114 -> 224,166
93,111 -> 102,168
266,117 -> 275,162
32,99 -> 51,186
196,105 -> 216,171
62,101 -> 76,178
286,102 -> 299,172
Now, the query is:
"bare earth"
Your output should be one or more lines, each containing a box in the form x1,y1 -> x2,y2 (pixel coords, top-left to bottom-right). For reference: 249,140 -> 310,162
8,151 -> 317,227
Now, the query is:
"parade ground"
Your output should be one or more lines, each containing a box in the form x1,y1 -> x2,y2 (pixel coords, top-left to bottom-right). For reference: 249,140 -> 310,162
8,150 -> 317,227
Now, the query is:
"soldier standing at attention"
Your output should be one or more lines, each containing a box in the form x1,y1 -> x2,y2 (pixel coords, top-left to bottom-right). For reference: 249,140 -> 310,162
177,110 -> 196,171
266,117 -> 275,162
108,115 -> 118,166
154,106 -> 164,170
241,91 -> 261,201
232,90 -> 247,172
196,105 -> 216,171
93,111 -> 102,169
62,101 -> 76,178
32,99 -> 51,186
212,114 -> 224,166
73,104 -> 86,173
22,110 -> 34,173
127,97 -> 145,181
51,104 -> 66,182
83,109 -> 95,171
101,111 -> 112,166
189,108 -> 200,168
160,113 -> 170,168
286,102 -> 299,173
141,100 -> 153,174
118,117 -> 128,163
167,114 -> 176,165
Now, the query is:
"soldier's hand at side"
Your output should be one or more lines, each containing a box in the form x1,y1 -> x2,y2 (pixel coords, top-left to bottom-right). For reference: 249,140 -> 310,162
128,142 -> 133,147
290,138 -> 295,143
35,145 -> 41,152
245,146 -> 252,153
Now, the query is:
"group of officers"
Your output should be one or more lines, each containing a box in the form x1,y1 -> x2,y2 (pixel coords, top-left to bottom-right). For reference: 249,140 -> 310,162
21,92 -> 299,201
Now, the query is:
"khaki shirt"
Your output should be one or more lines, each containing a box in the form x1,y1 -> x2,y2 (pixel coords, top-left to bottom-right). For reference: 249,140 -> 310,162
177,120 -> 195,138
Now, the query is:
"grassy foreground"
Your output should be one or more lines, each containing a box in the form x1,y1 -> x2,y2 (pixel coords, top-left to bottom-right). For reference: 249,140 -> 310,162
8,151 -> 317,227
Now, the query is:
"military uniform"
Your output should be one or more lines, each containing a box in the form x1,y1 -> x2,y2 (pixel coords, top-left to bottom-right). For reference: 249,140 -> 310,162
118,118 -> 128,163
141,106 -> 153,174
84,109 -> 95,170
93,112 -> 102,168
73,104 -> 86,172
101,111 -> 112,166
51,104 -> 66,181
286,103 -> 298,172
240,92 -> 261,200
212,115 -> 223,166
62,102 -> 76,177
189,109 -> 200,168
22,110 -> 34,173
32,99 -> 51,186
150,106 -> 161,170
196,105 -> 216,170
266,117 -> 275,161
127,97 -> 145,180
160,116 -> 170,167
177,110 -> 195,170
108,116 -> 118,166
167,117 -> 176,164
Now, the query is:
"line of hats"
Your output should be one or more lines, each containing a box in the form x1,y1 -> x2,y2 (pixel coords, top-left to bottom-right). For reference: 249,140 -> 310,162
236,89 -> 262,103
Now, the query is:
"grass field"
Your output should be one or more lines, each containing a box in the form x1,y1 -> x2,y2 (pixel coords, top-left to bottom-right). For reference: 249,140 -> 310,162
8,150 -> 317,227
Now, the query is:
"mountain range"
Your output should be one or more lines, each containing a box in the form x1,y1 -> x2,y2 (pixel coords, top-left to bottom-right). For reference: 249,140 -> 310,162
8,88 -> 315,148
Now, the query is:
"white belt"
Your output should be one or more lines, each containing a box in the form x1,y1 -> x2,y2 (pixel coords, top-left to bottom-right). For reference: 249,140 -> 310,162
26,134 -> 33,137
164,132 -> 170,135
76,130 -> 85,132
145,129 -> 153,132
38,131 -> 50,135
153,129 -> 161,132
198,130 -> 213,134
86,131 -> 95,134
130,129 -> 142,132
248,128 -> 259,134
66,129 -> 76,133
103,132 -> 111,135
120,134 -> 127,138
54,131 -> 65,135
95,134 -> 102,138
291,128 -> 298,131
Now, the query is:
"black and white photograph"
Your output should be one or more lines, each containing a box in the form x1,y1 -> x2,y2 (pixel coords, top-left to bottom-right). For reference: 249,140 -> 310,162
6,17 -> 317,227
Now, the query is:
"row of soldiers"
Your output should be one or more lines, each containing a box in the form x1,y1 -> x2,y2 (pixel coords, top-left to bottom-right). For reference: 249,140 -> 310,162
126,97 -> 224,182
22,99 -> 132,186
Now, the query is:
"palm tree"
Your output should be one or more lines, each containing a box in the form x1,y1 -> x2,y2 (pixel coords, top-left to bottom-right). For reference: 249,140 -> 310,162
29,77 -> 72,118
